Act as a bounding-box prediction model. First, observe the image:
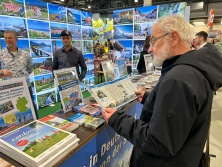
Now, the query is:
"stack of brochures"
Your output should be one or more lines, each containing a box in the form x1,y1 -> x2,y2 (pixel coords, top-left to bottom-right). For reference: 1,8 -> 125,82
0,120 -> 79,167
73,103 -> 101,117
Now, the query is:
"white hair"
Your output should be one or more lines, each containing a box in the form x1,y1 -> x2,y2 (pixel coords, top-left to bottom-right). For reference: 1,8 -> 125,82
156,15 -> 193,45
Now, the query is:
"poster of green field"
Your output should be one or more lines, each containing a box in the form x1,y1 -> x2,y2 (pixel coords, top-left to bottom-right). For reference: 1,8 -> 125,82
34,74 -> 55,93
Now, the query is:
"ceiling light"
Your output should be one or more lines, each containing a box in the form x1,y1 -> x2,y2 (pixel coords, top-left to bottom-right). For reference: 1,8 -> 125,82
61,0 -> 64,1
193,22 -> 205,26
221,21 -> 222,25
134,0 -> 138,2
88,5 -> 91,9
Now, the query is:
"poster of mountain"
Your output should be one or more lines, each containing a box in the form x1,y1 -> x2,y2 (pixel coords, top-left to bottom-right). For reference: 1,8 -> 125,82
48,3 -> 66,23
0,77 -> 37,136
33,57 -> 52,76
1,39 -> 30,52
113,8 -> 134,25
50,22 -> 67,39
134,6 -> 158,23
133,40 -> 144,54
84,53 -> 94,66
30,40 -> 52,58
82,40 -> 93,53
0,15 -> 27,38
134,22 -> 153,39
67,8 -> 81,25
52,40 -> 63,52
34,74 -> 55,93
27,19 -> 50,39
72,40 -> 82,51
0,0 -> 25,17
68,24 -> 81,39
37,90 -> 56,108
114,25 -> 133,39
25,0 -> 48,20
81,11 -> 92,26
82,26 -> 93,40
158,2 -> 187,18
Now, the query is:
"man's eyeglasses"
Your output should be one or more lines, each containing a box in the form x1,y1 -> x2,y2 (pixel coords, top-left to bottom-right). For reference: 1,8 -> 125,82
150,33 -> 170,47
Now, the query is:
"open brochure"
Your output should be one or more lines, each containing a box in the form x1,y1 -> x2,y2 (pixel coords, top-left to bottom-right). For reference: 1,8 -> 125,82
87,76 -> 139,109
53,67 -> 83,113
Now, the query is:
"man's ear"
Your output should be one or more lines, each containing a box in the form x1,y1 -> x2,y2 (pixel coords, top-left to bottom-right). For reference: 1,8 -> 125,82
171,31 -> 180,47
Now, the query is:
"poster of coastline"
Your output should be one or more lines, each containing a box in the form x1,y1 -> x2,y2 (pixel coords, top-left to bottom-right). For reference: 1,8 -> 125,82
27,19 -> 50,39
113,40 -> 133,62
82,40 -> 93,53
113,8 -> 134,25
84,53 -> 94,66
72,40 -> 82,51
52,40 -> 63,52
50,22 -> 67,39
33,58 -> 52,76
30,40 -> 52,58
81,11 -> 92,26
134,23 -> 153,39
25,0 -> 48,20
82,26 -> 93,40
114,25 -> 133,39
68,24 -> 81,39
34,74 -> 55,93
133,40 -> 144,54
1,39 -> 30,52
158,2 -> 187,18
67,8 -> 81,25
0,78 -> 36,136
0,15 -> 27,38
134,6 -> 158,23
48,3 -> 67,23
37,90 -> 56,108
0,0 -> 25,17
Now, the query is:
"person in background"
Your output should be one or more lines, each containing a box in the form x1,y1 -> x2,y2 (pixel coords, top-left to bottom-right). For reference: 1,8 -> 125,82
101,15 -> 222,167
52,30 -> 87,82
191,38 -> 197,50
137,35 -> 150,74
107,39 -> 113,50
214,36 -> 222,54
0,30 -> 37,116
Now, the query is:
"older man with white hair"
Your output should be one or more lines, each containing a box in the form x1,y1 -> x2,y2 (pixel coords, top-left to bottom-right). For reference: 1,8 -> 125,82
214,36 -> 222,54
101,15 -> 222,167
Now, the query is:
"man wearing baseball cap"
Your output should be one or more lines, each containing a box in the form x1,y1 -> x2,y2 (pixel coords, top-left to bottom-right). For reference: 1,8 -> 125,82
52,30 -> 87,81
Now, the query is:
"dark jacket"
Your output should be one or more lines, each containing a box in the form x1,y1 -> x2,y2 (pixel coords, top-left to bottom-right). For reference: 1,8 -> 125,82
108,47 -> 222,167
137,49 -> 148,74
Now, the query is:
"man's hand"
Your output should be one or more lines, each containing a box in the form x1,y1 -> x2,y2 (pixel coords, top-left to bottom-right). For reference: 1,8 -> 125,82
135,90 -> 145,103
2,70 -> 13,77
101,108 -> 117,123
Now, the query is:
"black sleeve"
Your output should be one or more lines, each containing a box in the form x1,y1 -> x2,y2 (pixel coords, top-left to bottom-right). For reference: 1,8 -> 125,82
108,78 -> 199,157
78,52 -> 87,81
141,91 -> 149,104
52,51 -> 58,72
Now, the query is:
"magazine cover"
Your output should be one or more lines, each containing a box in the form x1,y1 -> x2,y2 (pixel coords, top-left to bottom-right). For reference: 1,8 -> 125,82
101,60 -> 115,82
0,121 -> 75,165
53,67 -> 83,113
0,157 -> 15,167
0,77 -> 37,136
39,115 -> 79,132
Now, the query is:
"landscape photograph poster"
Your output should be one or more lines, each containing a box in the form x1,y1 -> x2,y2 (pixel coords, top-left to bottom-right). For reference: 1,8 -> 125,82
81,11 -> 92,26
116,59 -> 128,78
0,0 -> 25,17
133,40 -> 144,54
83,53 -> 94,66
82,40 -> 93,53
25,0 -> 48,20
158,2 -> 187,17
114,25 -> 133,39
82,26 -> 93,40
134,22 -> 154,39
67,8 -> 81,25
68,24 -> 81,39
134,5 -> 158,23
53,67 -> 83,113
50,22 -> 67,39
30,40 -> 52,58
1,39 -> 30,52
72,40 -> 82,51
33,57 -> 52,76
48,3 -> 67,23
34,74 -> 55,93
37,90 -> 56,108
113,8 -> 134,25
52,40 -> 63,52
27,19 -> 50,39
0,15 -> 28,38
0,77 -> 37,136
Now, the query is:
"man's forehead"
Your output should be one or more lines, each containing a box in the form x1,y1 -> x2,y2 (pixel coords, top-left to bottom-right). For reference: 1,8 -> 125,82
151,24 -> 161,37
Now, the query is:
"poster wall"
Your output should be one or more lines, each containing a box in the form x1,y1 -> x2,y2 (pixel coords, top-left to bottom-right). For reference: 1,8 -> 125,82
0,0 -> 94,109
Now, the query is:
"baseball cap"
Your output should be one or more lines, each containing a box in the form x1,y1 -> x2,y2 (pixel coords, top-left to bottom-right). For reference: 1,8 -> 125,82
60,30 -> 72,37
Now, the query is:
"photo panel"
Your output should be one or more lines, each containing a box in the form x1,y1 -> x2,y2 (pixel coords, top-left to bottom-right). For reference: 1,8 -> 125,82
89,77 -> 94,85
52,39 -> 63,52
0,0 -> 25,17
72,40 -> 82,51
133,40 -> 144,54
27,19 -> 50,39
30,39 -> 52,58
50,22 -> 67,39
134,6 -> 158,23
114,25 -> 133,39
1,39 -> 30,53
0,15 -> 27,38
85,65 -> 94,79
81,11 -> 92,26
134,23 -> 154,39
37,90 -> 56,108
83,53 -> 94,66
34,73 -> 55,93
158,2 -> 187,18
68,24 -> 81,39
133,54 -> 140,68
29,77 -> 35,95
33,57 -> 52,76
48,3 -> 67,23
67,8 -> 81,25
82,40 -> 93,54
113,8 -> 134,25
25,0 -> 48,20
82,26 -> 93,40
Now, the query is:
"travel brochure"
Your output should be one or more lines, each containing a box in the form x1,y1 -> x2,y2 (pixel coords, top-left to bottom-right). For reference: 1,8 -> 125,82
0,78 -> 37,136
101,60 -> 115,82
88,76 -> 138,109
